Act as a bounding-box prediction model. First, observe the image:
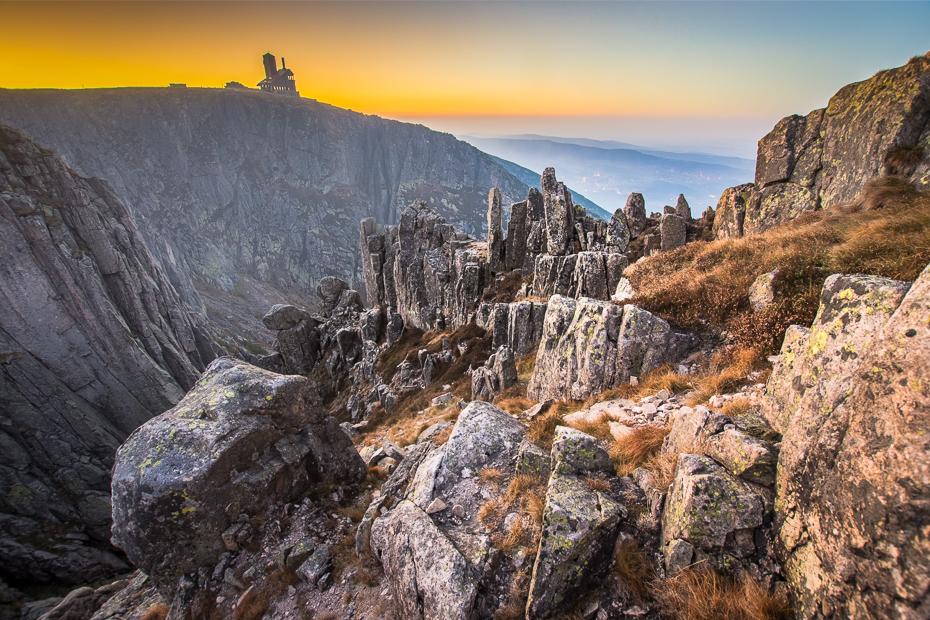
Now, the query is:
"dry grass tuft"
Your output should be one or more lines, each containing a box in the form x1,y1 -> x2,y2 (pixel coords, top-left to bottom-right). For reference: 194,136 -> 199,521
585,476 -> 611,492
624,185 -> 930,357
610,425 -> 670,477
588,363 -> 694,405
721,396 -> 752,419
687,347 -> 768,406
643,451 -> 679,493
654,567 -> 792,620
614,539 -> 655,603
432,425 -> 453,445
494,392 -> 535,415
140,605 -> 169,620
479,467 -> 505,485
494,568 -> 531,620
527,409 -> 565,450
566,413 -> 613,441
231,568 -> 303,620
884,145 -> 925,178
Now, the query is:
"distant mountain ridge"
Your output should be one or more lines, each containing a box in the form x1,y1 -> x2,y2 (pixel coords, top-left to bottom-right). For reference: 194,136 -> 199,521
462,134 -> 754,213
471,133 -> 755,170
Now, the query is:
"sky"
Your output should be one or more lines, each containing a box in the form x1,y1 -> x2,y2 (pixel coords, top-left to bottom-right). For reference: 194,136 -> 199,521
1,1 -> 928,156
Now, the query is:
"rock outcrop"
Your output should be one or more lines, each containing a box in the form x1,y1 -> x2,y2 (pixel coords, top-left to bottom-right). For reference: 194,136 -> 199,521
111,357 -> 366,595
768,265 -> 930,619
0,125 -> 218,585
715,53 -> 930,239
527,296 -> 693,401
360,168 -> 622,332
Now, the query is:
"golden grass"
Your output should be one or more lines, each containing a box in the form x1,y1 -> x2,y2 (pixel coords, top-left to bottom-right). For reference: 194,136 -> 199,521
587,363 -> 694,405
654,567 -> 793,620
623,185 -> 930,356
479,467 -> 505,485
687,347 -> 768,406
642,451 -> 679,494
516,349 -> 538,380
585,476 -> 611,492
610,425 -> 671,477
479,474 -> 548,554
614,539 -> 655,603
140,606 -> 169,620
527,408 -> 565,450
232,569 -> 301,620
721,396 -> 752,419
494,568 -> 531,620
432,425 -> 453,445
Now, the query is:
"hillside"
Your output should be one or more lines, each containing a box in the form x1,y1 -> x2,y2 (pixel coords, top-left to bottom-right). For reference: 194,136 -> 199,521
0,87 -> 534,338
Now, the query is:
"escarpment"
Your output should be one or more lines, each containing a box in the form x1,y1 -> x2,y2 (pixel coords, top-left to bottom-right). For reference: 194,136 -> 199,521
0,124 -> 219,585
0,87 -> 534,316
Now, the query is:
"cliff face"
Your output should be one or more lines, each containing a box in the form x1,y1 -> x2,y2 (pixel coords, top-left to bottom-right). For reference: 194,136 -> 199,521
0,88 -> 530,313
0,124 -> 218,584
714,53 -> 930,239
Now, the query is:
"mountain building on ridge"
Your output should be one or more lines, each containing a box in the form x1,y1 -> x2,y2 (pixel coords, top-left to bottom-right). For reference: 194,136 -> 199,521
257,52 -> 299,96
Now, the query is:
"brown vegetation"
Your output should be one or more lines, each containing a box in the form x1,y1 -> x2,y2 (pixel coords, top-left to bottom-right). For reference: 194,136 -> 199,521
609,425 -> 670,477
585,476 -> 611,492
884,145 -> 925,178
614,539 -> 655,603
479,467 -> 505,485
140,606 -> 169,620
232,569 -> 301,620
624,184 -> 930,356
654,567 -> 792,620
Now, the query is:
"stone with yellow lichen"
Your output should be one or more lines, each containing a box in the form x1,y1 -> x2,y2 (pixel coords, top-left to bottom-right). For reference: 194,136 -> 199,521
110,357 -> 365,597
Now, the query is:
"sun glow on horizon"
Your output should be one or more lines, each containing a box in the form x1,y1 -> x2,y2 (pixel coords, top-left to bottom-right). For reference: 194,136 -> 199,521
1,0 -> 927,145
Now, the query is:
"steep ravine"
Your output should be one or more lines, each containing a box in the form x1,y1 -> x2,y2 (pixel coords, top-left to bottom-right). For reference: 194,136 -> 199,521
0,87 -> 534,321
0,124 -> 218,586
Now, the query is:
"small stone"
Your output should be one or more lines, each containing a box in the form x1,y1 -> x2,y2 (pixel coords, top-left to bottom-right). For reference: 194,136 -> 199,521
641,403 -> 658,415
655,389 -> 671,401
379,457 -> 398,475
426,498 -> 448,514
452,504 -> 466,518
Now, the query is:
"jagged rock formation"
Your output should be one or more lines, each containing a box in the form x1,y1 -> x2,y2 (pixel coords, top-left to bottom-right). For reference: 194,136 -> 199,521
111,357 -> 366,595
714,53 -> 930,239
527,296 -> 693,401
0,87 -> 531,313
369,402 -> 649,620
361,168 -> 639,333
765,267 -> 930,619
0,125 -> 217,585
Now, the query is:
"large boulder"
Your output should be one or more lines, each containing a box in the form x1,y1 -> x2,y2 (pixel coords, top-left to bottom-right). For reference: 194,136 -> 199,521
606,207 -> 631,252
717,55 -> 930,239
660,213 -> 687,252
371,402 -> 526,620
762,273 -> 910,433
542,168 -> 575,256
526,427 -> 636,619
774,262 -> 930,619
661,455 -> 764,570
623,192 -> 647,239
528,297 -> 692,401
110,358 -> 366,594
